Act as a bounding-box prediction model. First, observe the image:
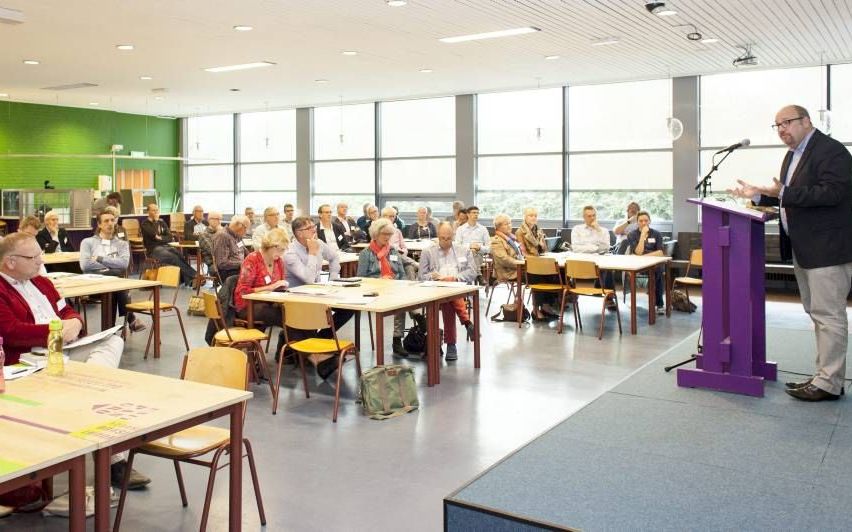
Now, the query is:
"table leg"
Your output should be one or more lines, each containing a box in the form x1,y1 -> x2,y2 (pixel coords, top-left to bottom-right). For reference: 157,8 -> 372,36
629,272 -> 638,335
153,285 -> 161,359
515,263 -> 524,328
101,292 -> 115,329
68,455 -> 86,532
246,300 -> 255,328
354,311 -> 361,351
426,302 -> 437,386
376,313 -> 385,365
473,291 -> 481,369
229,404 -> 244,531
93,448 -> 111,532
665,262 -> 672,317
648,268 -> 657,326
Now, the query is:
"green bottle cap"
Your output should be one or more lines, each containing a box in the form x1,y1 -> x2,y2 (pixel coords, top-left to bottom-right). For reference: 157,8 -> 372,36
49,319 -> 63,331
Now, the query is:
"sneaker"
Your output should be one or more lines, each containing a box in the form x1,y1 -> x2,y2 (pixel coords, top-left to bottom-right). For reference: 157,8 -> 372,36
110,460 -> 151,490
656,306 -> 666,315
316,357 -> 339,380
43,487 -> 119,518
129,320 -> 147,332
463,320 -> 476,340
445,344 -> 458,361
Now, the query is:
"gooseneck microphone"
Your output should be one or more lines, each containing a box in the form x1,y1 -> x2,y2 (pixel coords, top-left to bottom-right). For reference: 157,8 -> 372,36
715,138 -> 750,154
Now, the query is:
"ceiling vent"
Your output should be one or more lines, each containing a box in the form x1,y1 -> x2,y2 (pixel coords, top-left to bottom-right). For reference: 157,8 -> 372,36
41,82 -> 99,91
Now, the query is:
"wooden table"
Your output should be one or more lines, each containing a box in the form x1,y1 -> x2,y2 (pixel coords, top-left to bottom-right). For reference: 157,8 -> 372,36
0,418 -> 92,531
336,252 -> 360,278
243,278 -> 481,386
42,251 -> 81,265
50,273 -> 164,357
513,252 -> 672,334
0,362 -> 252,531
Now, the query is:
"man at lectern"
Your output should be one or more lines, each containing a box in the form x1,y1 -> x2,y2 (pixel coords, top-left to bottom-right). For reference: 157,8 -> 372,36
729,105 -> 852,402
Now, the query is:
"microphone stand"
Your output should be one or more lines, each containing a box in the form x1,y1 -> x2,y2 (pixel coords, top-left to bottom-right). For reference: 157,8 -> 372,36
694,148 -> 735,198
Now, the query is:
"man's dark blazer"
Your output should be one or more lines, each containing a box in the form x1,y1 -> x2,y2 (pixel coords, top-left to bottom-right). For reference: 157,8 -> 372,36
36,227 -> 74,252
317,219 -> 350,250
758,129 -> 852,269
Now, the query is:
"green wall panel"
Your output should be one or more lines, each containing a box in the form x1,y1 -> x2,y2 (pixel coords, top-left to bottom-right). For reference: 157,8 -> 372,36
0,101 -> 180,210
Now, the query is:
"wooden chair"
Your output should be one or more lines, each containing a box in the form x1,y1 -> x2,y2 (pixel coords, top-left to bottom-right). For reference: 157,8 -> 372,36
281,301 -> 361,422
125,265 -> 190,359
525,256 -> 571,334
672,248 -> 703,306
122,218 -> 147,275
113,347 -> 266,532
566,260 -> 622,340
169,212 -> 185,241
201,291 -> 274,406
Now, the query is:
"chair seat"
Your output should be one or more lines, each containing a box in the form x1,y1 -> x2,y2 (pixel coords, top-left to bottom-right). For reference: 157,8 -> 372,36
141,425 -> 229,458
290,338 -> 354,354
674,277 -> 703,286
570,287 -> 615,297
214,327 -> 268,343
126,301 -> 176,312
527,283 -> 564,291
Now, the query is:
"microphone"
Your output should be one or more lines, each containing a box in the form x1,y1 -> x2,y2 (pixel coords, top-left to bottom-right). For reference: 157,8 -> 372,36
715,138 -> 750,154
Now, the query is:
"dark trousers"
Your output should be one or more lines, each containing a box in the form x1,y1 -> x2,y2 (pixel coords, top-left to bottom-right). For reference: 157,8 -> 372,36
150,246 -> 196,285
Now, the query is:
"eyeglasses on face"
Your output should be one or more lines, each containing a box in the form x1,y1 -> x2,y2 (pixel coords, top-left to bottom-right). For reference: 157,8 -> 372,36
11,253 -> 43,261
296,224 -> 317,232
771,116 -> 804,131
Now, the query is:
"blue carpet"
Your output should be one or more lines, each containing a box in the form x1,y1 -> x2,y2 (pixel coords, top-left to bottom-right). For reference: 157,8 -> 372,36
446,329 -> 852,531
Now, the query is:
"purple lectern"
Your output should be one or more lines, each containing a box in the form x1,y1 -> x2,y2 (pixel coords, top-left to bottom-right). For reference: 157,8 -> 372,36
677,198 -> 777,397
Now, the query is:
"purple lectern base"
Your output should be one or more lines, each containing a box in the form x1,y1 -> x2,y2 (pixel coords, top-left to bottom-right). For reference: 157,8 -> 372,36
677,368 -> 766,397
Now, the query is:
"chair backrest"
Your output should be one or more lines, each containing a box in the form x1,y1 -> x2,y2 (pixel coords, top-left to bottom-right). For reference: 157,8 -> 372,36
182,347 -> 248,391
565,259 -> 599,282
526,256 -> 559,276
122,218 -> 140,238
156,264 -> 181,287
283,301 -> 331,331
689,248 -> 703,267
169,213 -> 185,233
201,290 -> 223,321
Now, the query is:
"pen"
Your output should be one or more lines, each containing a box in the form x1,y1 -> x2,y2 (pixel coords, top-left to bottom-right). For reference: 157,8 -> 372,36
11,367 -> 29,375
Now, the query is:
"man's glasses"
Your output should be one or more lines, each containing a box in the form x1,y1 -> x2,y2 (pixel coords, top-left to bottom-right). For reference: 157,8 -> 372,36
11,253 -> 43,261
771,117 -> 803,131
296,224 -> 317,232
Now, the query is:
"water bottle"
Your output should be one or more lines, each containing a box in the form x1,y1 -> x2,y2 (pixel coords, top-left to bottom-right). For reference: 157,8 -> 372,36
0,336 -> 6,393
46,320 -> 64,377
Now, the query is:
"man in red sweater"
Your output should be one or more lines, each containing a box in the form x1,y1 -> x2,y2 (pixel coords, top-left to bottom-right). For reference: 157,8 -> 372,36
0,232 -> 150,489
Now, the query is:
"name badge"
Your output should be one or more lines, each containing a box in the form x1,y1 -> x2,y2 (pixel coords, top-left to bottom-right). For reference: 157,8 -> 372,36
57,299 -> 67,310
647,238 -> 656,244
458,257 -> 467,263
337,234 -> 343,241
237,241 -> 245,248
101,239 -> 111,245
350,225 -> 357,232
117,232 -> 125,238
264,275 -> 271,284
390,255 -> 399,262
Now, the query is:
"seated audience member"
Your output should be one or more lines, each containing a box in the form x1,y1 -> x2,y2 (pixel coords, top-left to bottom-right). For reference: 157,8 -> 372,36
358,218 -> 423,357
79,211 -> 145,332
406,207 -> 437,240
140,203 -> 196,286
252,207 -> 283,250
452,208 -> 468,231
571,205 -> 615,304
418,222 -> 476,360
626,211 -> 666,315
336,202 -> 365,243
234,227 -> 289,333
516,207 -> 561,319
93,191 -> 122,218
316,204 -> 350,252
446,200 -> 465,222
184,205 -> 208,241
36,210 -> 74,252
426,206 -> 441,227
613,201 -> 640,252
281,203 -> 296,240
0,232 -> 149,489
212,215 -> 249,282
356,203 -> 372,233
284,216 -> 353,379
105,207 -> 127,241
18,215 -> 41,238
198,211 -> 223,277
363,205 -> 380,241
382,207 -> 418,279
455,206 -> 489,270
391,206 -> 405,232
244,207 -> 260,236
489,213 -> 522,284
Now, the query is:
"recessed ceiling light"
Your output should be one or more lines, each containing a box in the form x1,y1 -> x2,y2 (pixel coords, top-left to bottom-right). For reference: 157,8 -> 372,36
545,55 -> 560,60
233,25 -> 253,31
315,79 -> 329,83
204,61 -> 276,73
439,27 -> 540,44
387,0 -> 407,6
89,102 -> 99,106
701,38 -> 719,44
139,75 -> 153,80
591,36 -> 620,46
419,68 -> 433,73
0,93 -> 8,98
229,88 -> 241,92
23,59 -> 39,65
116,44 -> 134,50
342,50 -> 358,56
154,96 -> 164,101
657,9 -> 677,16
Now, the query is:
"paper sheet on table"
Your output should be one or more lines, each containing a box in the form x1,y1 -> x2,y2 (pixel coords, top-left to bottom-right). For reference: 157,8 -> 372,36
31,324 -> 123,353
287,285 -> 338,296
45,271 -> 76,280
332,296 -> 372,305
418,281 -> 469,288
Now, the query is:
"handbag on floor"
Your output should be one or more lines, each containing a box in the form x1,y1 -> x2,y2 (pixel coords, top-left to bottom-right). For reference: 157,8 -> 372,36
490,303 -> 530,322
359,365 -> 419,420
187,294 -> 205,316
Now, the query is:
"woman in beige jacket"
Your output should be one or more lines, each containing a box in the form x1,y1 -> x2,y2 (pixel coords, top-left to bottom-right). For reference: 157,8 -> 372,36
515,207 -> 547,256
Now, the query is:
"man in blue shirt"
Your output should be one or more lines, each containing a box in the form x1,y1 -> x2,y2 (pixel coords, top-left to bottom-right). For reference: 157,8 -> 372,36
626,211 -> 665,315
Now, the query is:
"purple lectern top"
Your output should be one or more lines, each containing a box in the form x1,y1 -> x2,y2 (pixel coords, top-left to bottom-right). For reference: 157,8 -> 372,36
687,197 -> 773,222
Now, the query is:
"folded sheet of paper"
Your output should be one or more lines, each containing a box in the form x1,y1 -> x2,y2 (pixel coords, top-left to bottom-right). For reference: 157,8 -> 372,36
31,324 -> 123,353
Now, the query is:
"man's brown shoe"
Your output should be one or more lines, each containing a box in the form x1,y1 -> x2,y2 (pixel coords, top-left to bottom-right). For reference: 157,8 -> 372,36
786,384 -> 840,402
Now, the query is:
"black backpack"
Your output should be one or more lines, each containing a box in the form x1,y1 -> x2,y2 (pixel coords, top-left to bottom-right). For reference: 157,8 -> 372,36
402,322 -> 442,355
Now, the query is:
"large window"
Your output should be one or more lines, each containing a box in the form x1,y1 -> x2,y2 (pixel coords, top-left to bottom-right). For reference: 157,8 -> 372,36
312,103 -> 376,211
237,110 -> 296,213
831,63 -> 852,143
568,79 -> 673,221
379,97 -> 455,209
185,114 -> 234,213
476,88 -> 562,220
699,67 -> 824,193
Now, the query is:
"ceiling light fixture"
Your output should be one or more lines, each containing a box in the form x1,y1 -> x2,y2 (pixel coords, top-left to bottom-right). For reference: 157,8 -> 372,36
545,55 -> 560,60
387,0 -> 407,6
342,50 -> 358,56
22,59 -> 39,65
419,68 -> 433,73
0,6 -> 24,24
733,44 -> 758,67
0,93 -> 8,98
204,61 -> 275,72
116,44 -> 134,50
154,96 -> 164,101
591,37 -> 619,46
89,102 -> 99,106
701,37 -> 719,44
645,2 -> 677,16
315,79 -> 329,83
139,76 -> 152,80
440,26 -> 540,43
233,25 -> 253,31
